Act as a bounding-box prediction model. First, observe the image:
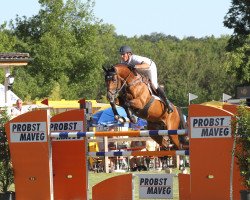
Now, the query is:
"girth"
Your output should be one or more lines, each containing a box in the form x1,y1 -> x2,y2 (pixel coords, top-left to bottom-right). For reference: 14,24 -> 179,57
133,96 -> 155,118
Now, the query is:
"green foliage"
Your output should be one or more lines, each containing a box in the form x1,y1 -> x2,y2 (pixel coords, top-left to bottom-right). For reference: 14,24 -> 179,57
0,0 -> 242,107
49,81 -> 61,100
223,0 -> 250,49
0,109 -> 13,193
4,0 -> 107,100
0,28 -> 19,83
224,35 -> 250,84
223,0 -> 250,85
235,106 -> 250,189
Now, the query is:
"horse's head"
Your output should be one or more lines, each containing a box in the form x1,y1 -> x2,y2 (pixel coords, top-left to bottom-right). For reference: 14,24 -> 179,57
103,66 -> 121,103
103,64 -> 134,103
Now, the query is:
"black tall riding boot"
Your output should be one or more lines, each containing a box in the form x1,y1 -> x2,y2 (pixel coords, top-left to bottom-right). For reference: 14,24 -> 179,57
156,87 -> 174,114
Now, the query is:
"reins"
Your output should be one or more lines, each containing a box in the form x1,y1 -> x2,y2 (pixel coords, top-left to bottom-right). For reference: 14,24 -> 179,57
112,70 -> 132,96
112,68 -> 143,97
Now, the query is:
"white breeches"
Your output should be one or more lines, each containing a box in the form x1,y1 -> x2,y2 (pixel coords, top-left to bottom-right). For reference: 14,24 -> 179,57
137,62 -> 158,89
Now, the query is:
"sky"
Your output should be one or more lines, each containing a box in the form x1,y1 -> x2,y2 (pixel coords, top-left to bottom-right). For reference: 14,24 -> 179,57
0,0 -> 233,39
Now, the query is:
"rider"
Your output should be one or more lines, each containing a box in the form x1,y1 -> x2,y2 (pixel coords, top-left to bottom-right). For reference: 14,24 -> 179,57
119,45 -> 174,113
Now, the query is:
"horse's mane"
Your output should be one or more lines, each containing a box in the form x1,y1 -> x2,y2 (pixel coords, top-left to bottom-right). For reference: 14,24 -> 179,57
112,63 -> 131,72
110,63 -> 149,81
105,63 -> 145,81
103,63 -> 132,78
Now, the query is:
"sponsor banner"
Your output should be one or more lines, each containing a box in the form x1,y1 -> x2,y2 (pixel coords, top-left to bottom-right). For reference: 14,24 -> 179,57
236,85 -> 250,98
138,174 -> 173,199
10,122 -> 47,143
190,116 -> 231,138
50,121 -> 83,141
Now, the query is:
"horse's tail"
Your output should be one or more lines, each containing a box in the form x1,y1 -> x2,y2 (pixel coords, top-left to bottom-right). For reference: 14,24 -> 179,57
176,107 -> 189,149
176,107 -> 186,129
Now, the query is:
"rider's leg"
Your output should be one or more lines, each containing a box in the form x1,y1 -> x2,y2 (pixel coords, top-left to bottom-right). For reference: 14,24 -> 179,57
142,62 -> 173,113
156,87 -> 174,113
142,63 -> 173,113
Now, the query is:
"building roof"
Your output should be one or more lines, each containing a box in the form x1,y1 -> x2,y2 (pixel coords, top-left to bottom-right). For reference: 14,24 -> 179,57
0,53 -> 32,67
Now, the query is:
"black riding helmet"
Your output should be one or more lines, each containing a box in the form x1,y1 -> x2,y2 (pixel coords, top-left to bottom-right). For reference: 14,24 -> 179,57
119,46 -> 132,54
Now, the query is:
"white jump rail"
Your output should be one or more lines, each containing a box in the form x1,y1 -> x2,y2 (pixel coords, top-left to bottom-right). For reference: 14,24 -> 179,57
50,129 -> 188,138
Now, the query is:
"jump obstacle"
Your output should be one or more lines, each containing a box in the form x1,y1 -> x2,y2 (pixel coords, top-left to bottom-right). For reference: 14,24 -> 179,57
5,103 -> 247,200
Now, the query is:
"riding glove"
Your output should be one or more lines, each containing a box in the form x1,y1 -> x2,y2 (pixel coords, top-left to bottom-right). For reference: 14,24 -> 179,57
128,64 -> 136,70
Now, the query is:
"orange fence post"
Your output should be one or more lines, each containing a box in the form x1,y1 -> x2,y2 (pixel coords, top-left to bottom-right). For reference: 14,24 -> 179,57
178,104 -> 244,200
5,110 -> 53,200
51,109 -> 88,200
92,174 -> 133,200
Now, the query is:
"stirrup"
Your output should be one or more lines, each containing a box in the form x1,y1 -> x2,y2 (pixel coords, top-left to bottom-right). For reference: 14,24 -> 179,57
166,100 -> 174,114
167,106 -> 173,114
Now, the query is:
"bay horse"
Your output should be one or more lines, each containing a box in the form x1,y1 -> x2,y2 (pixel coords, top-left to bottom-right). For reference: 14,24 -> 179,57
103,63 -> 186,150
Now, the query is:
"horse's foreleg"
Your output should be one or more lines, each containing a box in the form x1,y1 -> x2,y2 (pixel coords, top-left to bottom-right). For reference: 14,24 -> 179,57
123,105 -> 137,124
116,96 -> 137,124
110,102 -> 126,123
110,102 -> 119,116
165,114 -> 181,150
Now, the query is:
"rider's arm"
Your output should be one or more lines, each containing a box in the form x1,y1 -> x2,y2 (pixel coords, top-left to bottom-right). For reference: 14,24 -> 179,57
131,55 -> 151,69
135,62 -> 150,69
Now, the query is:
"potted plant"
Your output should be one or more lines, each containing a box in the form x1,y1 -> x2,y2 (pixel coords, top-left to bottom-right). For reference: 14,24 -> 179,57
234,105 -> 250,200
0,108 -> 14,198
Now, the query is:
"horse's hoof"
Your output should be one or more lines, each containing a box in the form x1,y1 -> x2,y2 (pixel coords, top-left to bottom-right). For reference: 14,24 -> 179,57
130,116 -> 137,123
165,167 -> 172,174
118,117 -> 125,123
180,168 -> 188,174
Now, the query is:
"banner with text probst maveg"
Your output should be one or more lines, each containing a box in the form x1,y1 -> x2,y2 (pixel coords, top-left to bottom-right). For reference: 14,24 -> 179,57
138,174 -> 174,199
190,116 -> 231,138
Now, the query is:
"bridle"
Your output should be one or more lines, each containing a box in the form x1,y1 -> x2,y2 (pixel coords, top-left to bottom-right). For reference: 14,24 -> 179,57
105,67 -> 143,102
106,70 -> 132,102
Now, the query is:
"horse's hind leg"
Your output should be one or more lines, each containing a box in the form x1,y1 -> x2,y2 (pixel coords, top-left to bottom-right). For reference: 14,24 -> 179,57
147,122 -> 170,150
150,135 -> 169,150
168,135 -> 180,150
165,110 -> 181,150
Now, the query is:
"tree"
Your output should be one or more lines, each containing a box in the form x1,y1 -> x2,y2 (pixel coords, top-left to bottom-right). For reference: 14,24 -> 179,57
0,26 -> 19,83
224,0 -> 250,84
8,0 -> 109,100
0,0 -> 240,105
0,109 -> 13,193
234,106 -> 250,190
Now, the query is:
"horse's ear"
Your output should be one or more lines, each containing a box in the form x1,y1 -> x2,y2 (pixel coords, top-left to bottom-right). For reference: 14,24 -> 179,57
102,66 -> 108,73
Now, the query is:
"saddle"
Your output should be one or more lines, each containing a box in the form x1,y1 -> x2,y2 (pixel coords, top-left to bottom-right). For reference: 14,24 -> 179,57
143,78 -> 162,102
134,70 -> 158,97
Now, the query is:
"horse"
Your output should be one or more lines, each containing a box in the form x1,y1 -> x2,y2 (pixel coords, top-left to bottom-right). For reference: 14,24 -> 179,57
103,63 -> 186,150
